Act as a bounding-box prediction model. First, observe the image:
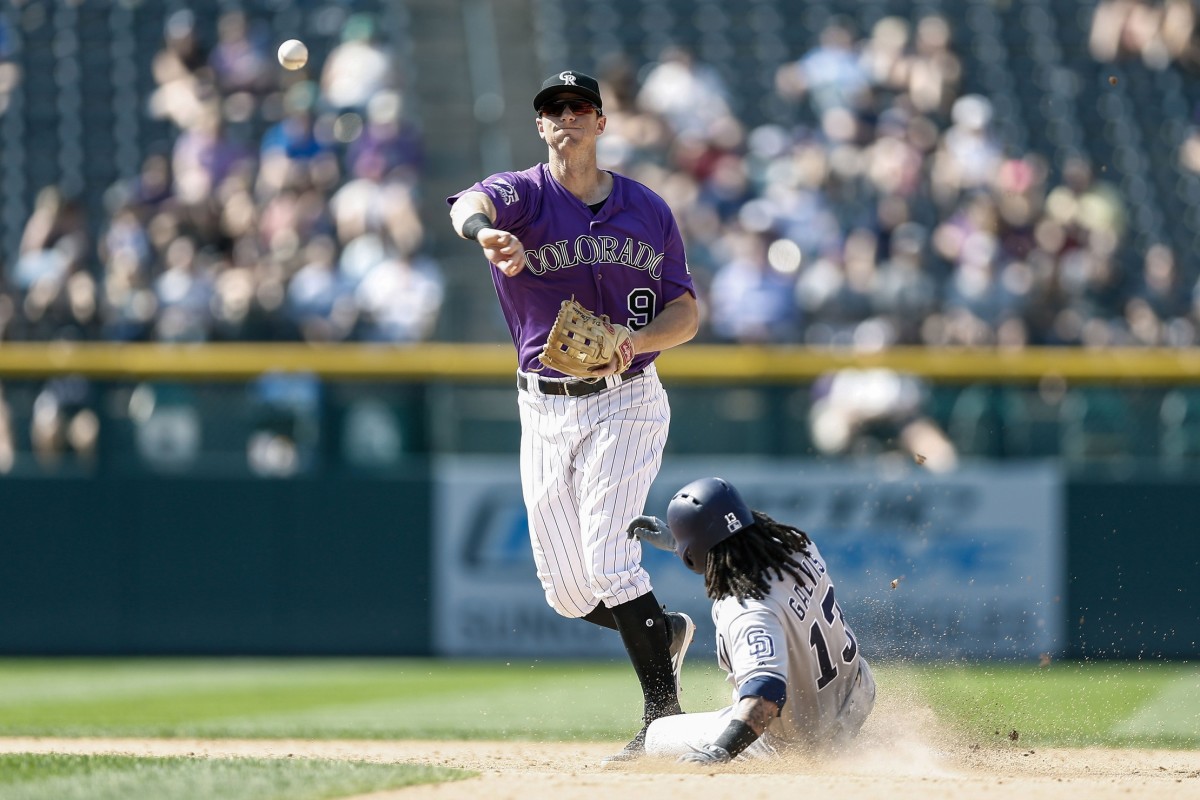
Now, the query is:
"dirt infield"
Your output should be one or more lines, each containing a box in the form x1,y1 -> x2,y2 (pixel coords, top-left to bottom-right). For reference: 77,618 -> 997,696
4,674 -> 1195,798
1,734 -> 1197,800
0,698 -> 1195,800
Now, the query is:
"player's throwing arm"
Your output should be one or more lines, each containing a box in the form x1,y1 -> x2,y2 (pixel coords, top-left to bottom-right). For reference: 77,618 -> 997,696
450,192 -> 528,276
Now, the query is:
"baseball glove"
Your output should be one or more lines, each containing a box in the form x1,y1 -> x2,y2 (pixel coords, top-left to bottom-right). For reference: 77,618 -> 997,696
538,298 -> 634,379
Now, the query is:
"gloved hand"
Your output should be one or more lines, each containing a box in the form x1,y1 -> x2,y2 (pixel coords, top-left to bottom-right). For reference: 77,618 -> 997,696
677,743 -> 732,766
538,298 -> 634,378
625,515 -> 676,552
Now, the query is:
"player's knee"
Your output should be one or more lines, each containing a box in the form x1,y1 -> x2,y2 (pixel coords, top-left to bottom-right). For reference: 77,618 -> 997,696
543,590 -> 590,619
589,565 -> 650,601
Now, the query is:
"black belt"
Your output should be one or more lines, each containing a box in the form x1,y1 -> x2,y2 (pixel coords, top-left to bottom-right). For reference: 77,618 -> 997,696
517,369 -> 645,397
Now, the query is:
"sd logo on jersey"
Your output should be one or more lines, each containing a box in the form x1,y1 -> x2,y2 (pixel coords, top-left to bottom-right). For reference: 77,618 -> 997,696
745,626 -> 776,665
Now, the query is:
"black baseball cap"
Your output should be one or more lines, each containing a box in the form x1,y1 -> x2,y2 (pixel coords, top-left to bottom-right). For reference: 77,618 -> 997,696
533,70 -> 603,112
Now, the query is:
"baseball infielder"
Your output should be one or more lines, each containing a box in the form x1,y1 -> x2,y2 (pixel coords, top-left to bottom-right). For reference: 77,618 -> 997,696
447,70 -> 700,762
628,477 -> 876,764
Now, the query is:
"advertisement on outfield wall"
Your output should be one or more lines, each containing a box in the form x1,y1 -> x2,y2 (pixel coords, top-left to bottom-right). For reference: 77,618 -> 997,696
432,457 -> 1064,661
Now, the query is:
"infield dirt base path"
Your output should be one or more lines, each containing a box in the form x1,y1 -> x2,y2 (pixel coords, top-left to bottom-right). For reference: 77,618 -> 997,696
1,735 -> 1197,800
0,698 -> 1196,800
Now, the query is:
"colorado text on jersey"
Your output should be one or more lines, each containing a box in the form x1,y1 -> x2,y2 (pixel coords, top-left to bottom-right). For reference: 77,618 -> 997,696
524,235 -> 666,278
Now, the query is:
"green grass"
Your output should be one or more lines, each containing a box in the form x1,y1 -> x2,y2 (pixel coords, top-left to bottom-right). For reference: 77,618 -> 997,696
897,660 -> 1200,750
0,659 -> 682,740
0,658 -> 1196,799
0,657 -> 1195,748
0,753 -> 469,800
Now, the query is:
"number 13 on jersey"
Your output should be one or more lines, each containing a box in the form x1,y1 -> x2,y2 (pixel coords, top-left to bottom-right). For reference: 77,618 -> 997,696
806,585 -> 858,690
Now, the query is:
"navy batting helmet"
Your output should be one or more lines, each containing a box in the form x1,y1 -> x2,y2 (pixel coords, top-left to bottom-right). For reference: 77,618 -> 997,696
667,477 -> 756,574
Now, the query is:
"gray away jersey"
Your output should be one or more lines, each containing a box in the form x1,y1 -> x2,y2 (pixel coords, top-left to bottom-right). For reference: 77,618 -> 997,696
713,539 -> 867,750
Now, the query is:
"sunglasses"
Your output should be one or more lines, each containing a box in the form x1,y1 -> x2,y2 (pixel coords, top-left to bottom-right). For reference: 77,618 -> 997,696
539,99 -> 600,117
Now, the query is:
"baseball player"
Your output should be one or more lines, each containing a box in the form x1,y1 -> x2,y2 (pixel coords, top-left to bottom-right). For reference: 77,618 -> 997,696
447,70 -> 700,763
627,477 -> 876,764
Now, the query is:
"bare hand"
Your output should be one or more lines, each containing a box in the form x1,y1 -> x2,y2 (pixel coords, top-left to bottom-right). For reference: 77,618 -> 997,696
587,326 -> 635,378
478,230 -> 527,276
587,356 -> 621,378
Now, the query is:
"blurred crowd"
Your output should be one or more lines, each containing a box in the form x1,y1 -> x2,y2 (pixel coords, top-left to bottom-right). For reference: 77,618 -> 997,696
4,7 -> 1198,352
581,10 -> 1200,465
4,5 -> 1200,473
2,8 -> 442,347
0,8 -> 440,475
593,15 -> 1197,352
1089,0 -> 1199,69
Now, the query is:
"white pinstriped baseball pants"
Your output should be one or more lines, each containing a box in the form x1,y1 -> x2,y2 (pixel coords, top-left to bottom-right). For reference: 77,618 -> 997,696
517,364 -> 670,618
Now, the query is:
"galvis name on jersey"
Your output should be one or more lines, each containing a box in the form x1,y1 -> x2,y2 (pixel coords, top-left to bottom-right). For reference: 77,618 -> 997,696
525,235 -> 666,279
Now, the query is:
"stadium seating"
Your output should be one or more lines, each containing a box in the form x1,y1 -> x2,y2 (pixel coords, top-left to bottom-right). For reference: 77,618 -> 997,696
0,0 -> 396,270
3,0 -> 1200,469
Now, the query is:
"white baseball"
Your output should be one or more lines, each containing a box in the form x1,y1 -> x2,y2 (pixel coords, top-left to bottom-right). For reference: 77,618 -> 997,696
277,39 -> 308,70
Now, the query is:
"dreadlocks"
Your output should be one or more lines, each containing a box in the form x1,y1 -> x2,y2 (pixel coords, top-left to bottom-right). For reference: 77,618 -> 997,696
704,510 -> 814,601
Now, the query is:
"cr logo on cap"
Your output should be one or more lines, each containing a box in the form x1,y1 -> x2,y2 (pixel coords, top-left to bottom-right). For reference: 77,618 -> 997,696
559,71 -> 577,85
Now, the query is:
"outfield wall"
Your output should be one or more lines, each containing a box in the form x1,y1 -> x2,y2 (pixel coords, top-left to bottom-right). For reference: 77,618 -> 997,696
433,458 -> 1066,662
0,474 -> 433,655
0,345 -> 1195,659
0,464 -> 1195,660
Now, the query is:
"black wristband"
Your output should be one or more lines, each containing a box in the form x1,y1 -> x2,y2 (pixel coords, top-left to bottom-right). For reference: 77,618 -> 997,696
713,719 -> 759,759
460,213 -> 493,241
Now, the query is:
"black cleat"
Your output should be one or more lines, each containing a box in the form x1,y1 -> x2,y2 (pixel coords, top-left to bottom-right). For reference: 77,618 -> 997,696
603,611 -> 694,765
666,611 -> 695,694
601,723 -> 648,764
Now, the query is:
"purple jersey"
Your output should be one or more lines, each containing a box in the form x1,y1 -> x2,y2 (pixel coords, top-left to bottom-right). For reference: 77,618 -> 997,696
448,163 -> 695,377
